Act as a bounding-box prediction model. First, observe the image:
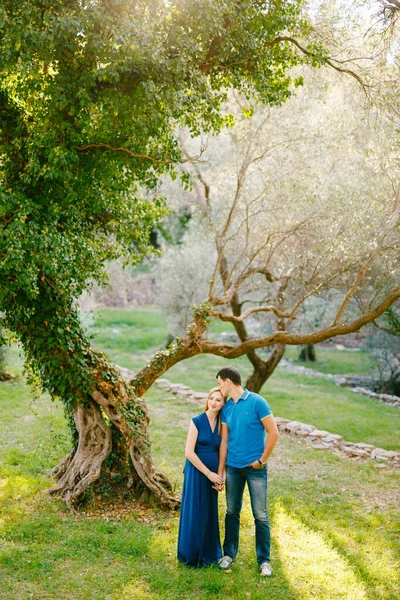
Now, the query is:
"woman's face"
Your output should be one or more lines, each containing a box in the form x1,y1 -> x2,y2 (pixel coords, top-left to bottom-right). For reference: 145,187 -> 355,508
207,391 -> 224,412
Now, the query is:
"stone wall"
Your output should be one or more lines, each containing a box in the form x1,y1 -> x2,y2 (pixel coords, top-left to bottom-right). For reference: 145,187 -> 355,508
279,361 -> 400,407
80,273 -> 156,311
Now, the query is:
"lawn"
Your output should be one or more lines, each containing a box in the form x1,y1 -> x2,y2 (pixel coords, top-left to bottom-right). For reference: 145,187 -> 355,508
284,345 -> 377,377
1,308 -> 399,600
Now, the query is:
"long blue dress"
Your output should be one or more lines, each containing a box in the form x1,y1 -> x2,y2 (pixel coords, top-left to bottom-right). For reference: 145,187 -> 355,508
177,412 -> 222,567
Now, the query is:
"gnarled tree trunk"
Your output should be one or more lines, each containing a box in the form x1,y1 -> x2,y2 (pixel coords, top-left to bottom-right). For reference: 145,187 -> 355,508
49,398 -> 112,503
48,360 -> 180,509
45,311 -> 210,509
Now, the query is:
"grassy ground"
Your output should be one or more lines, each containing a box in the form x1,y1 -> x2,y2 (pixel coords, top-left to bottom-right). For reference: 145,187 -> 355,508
1,308 -> 399,599
284,346 -> 377,376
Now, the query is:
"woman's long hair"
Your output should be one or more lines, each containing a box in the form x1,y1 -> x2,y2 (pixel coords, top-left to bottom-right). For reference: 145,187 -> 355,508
204,386 -> 225,436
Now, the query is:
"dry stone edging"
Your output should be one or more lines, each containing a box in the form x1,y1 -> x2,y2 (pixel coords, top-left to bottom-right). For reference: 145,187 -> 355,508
273,417 -> 400,467
154,378 -> 400,468
278,361 -> 400,408
348,386 -> 400,407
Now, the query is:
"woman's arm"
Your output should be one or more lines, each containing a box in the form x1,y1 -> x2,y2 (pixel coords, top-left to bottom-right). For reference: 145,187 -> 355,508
185,420 -> 223,485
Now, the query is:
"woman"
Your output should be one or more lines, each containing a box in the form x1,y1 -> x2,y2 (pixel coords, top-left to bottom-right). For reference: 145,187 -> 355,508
177,387 -> 225,567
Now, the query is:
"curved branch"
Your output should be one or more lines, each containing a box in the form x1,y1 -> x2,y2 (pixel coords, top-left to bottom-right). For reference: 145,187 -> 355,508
75,143 -> 204,165
199,285 -> 400,358
209,305 -> 290,321
270,36 -> 367,89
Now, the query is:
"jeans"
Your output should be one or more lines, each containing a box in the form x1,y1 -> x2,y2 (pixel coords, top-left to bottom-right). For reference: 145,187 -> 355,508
223,465 -> 270,565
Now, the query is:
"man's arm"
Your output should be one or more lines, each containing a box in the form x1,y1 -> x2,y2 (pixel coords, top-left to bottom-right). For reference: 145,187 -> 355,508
218,423 -> 229,478
250,415 -> 279,469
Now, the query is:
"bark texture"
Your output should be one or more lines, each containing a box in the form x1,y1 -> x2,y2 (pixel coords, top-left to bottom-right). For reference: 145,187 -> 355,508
49,399 -> 112,503
245,345 -> 286,392
50,365 -> 180,509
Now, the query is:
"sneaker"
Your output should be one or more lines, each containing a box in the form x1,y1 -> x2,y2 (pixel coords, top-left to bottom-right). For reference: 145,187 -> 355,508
218,555 -> 233,570
260,562 -> 272,576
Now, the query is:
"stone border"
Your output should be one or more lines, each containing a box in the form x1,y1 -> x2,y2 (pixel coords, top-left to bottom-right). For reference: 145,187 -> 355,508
348,386 -> 400,407
154,378 -> 400,468
274,417 -> 400,467
278,361 -> 400,408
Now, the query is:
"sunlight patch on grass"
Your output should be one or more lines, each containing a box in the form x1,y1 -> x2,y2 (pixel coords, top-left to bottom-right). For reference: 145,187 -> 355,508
330,518 -> 400,597
113,578 -> 153,600
0,473 -> 44,506
274,503 -> 367,600
147,527 -> 177,563
0,473 -> 47,532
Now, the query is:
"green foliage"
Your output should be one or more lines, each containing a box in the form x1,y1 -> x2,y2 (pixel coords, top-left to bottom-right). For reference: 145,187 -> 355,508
0,327 -> 6,373
385,307 -> 400,335
0,0 -> 326,418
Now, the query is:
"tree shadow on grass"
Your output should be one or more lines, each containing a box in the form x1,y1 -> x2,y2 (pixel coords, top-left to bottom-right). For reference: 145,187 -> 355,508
274,496 -> 400,600
0,498 -> 156,600
112,550 -> 299,600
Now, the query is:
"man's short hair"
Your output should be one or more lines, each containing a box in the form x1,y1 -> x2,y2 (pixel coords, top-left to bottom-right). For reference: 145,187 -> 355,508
216,366 -> 242,385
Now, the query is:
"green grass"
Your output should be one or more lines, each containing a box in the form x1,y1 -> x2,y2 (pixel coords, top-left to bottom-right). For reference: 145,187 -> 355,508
85,307 -> 169,354
1,308 -> 400,599
1,366 -> 399,600
285,345 -> 377,376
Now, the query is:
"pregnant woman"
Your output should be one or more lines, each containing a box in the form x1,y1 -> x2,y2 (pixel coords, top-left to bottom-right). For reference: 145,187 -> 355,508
177,387 -> 225,567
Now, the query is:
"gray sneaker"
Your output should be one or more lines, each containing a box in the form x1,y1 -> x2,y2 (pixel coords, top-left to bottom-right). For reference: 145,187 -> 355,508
218,555 -> 233,570
260,562 -> 272,576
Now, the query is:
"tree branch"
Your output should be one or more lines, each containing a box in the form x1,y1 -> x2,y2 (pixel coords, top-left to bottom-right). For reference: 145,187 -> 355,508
209,305 -> 289,322
199,284 -> 400,358
75,143 -> 204,165
270,36 -> 367,89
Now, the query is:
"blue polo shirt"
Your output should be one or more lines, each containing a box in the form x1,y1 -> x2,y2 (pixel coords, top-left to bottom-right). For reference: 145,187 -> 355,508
221,389 -> 272,468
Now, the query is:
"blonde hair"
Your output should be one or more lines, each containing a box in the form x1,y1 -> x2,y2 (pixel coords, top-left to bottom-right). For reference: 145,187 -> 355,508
204,386 -> 225,435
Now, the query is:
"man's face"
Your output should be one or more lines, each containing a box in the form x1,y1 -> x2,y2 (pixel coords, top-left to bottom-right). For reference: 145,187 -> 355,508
217,376 -> 230,398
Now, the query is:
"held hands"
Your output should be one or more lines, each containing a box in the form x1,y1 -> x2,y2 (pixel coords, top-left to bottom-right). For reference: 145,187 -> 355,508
211,471 -> 225,492
207,471 -> 224,485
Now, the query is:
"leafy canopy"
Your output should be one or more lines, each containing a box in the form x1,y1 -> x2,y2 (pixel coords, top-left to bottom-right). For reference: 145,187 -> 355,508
0,0 -> 325,405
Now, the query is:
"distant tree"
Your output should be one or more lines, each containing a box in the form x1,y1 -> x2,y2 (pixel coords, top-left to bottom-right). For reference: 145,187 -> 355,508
153,68 -> 400,391
366,307 -> 400,395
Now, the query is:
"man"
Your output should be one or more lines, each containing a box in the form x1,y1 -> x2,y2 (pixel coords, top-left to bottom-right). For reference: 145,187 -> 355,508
216,365 -> 279,577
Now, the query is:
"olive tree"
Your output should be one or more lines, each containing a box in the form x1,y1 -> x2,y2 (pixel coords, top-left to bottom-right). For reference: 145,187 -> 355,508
1,0 -> 336,507
153,67 -> 400,391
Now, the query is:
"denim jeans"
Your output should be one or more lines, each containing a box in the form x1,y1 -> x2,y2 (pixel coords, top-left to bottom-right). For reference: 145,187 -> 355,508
223,465 -> 270,565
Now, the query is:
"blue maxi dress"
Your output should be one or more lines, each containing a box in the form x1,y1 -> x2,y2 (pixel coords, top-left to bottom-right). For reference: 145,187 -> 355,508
177,412 -> 222,567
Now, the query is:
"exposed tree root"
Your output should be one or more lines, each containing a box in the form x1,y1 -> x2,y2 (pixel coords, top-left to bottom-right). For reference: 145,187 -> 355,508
48,399 -> 112,504
49,362 -> 180,511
